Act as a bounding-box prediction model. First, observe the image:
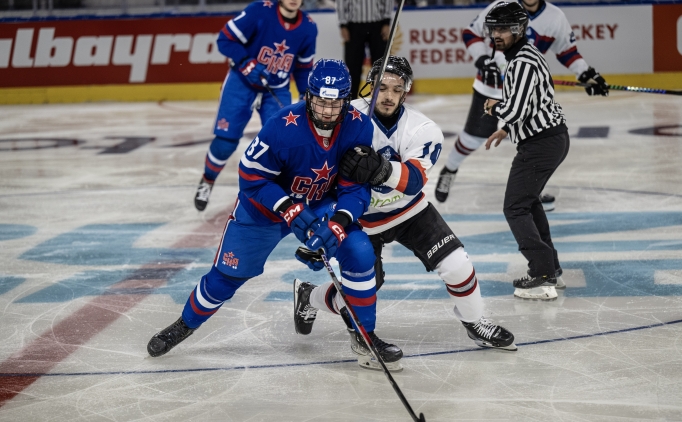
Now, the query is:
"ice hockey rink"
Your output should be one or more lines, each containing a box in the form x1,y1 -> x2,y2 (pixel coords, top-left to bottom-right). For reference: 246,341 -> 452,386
1,90 -> 681,421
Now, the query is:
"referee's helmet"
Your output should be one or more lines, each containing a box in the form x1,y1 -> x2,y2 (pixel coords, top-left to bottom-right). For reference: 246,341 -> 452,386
484,2 -> 529,37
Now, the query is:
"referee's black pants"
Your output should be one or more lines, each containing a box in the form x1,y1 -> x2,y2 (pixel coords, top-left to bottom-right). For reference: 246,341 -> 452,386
344,21 -> 387,99
503,130 -> 570,277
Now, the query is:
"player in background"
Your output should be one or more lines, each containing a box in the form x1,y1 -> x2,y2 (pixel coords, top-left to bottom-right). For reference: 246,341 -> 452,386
194,0 -> 318,211
148,60 -> 402,366
293,57 -> 516,371
435,0 -> 608,213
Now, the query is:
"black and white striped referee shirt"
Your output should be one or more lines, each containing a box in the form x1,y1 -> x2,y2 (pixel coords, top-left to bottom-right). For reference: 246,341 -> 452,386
491,37 -> 566,145
336,0 -> 394,25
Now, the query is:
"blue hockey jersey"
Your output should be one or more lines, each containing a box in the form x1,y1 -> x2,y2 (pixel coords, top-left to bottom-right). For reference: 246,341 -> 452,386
218,0 -> 318,91
238,102 -> 374,225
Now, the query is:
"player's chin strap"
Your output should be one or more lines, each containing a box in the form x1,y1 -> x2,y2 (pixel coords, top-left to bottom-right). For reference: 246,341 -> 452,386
316,250 -> 426,422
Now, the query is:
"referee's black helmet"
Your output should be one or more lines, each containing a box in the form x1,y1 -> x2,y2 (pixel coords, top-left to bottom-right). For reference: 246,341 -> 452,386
484,2 -> 529,36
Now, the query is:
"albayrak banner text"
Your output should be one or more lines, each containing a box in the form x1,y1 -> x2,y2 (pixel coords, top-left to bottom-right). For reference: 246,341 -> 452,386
0,16 -> 234,87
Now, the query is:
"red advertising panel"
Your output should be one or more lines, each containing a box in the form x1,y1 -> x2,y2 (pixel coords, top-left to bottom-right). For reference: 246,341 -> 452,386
653,4 -> 682,71
0,15 -> 235,87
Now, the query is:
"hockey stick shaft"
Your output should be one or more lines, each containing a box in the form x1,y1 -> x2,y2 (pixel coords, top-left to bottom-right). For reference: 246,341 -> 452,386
319,253 -> 425,422
367,0 -> 407,121
554,79 -> 682,96
260,77 -> 286,108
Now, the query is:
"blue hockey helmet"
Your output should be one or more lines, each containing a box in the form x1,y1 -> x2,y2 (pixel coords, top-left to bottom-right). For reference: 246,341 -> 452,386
306,59 -> 352,130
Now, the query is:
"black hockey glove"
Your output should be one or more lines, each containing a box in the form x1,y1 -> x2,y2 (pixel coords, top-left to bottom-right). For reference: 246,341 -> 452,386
475,55 -> 501,88
578,67 -> 609,97
295,246 -> 324,271
340,145 -> 393,186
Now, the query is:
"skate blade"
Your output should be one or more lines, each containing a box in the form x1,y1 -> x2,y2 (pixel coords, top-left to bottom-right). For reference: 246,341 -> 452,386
555,275 -> 566,290
473,340 -> 518,352
357,355 -> 403,372
514,286 -> 558,301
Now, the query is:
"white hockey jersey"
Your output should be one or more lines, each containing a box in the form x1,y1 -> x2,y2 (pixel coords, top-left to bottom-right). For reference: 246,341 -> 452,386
464,0 -> 590,99
351,99 -> 443,235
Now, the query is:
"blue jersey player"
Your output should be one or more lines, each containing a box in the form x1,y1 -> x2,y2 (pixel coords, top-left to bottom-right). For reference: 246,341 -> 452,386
149,60 -> 403,367
194,0 -> 318,211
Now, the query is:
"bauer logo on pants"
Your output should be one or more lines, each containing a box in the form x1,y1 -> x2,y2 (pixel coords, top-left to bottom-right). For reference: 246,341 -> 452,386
427,234 -> 456,259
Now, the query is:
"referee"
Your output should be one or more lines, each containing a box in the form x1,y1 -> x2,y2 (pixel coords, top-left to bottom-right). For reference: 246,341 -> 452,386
336,0 -> 393,99
482,2 -> 570,301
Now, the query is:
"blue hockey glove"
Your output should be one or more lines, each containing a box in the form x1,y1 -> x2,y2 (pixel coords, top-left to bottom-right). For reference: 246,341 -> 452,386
295,246 -> 325,271
281,202 -> 320,243
305,220 -> 347,258
239,58 -> 268,87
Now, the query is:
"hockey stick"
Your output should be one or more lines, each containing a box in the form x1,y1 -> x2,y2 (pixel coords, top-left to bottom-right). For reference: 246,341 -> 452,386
554,79 -> 682,96
260,76 -> 286,108
319,253 -> 426,422
367,0 -> 407,121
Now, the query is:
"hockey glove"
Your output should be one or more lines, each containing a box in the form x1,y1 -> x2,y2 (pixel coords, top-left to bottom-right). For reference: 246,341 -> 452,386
280,202 -> 320,243
475,55 -> 501,88
578,67 -> 609,97
305,220 -> 347,258
340,145 -> 393,186
295,246 -> 325,271
239,58 -> 269,87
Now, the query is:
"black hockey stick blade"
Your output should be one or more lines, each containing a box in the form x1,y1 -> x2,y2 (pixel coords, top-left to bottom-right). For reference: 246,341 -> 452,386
319,252 -> 425,422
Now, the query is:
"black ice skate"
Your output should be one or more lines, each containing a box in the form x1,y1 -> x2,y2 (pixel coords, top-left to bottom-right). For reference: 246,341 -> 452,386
555,267 -> 566,289
340,307 -> 403,371
513,273 -> 558,300
435,167 -> 458,203
540,193 -> 555,212
462,317 -> 517,351
147,317 -> 195,357
194,177 -> 214,211
293,279 -> 318,335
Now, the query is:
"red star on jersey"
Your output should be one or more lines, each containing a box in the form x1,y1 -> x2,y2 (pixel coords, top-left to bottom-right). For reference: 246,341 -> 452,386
263,0 -> 273,7
349,108 -> 363,121
312,161 -> 335,183
274,40 -> 290,56
226,252 -> 235,258
283,111 -> 300,126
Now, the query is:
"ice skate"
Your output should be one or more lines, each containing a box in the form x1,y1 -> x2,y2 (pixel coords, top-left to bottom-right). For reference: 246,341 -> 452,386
147,317 -> 195,357
462,317 -> 517,351
194,177 -> 214,211
435,167 -> 457,203
340,307 -> 403,371
293,279 -> 318,335
540,193 -> 555,212
513,273 -> 558,300
554,267 -> 565,289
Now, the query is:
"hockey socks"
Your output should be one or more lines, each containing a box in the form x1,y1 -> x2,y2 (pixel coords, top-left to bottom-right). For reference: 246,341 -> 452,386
203,136 -> 240,181
444,131 -> 487,171
181,266 -> 247,329
437,247 -> 484,323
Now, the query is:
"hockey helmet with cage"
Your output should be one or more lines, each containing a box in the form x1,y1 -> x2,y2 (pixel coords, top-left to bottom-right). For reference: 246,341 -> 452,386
484,2 -> 529,37
306,59 -> 352,130
366,56 -> 414,93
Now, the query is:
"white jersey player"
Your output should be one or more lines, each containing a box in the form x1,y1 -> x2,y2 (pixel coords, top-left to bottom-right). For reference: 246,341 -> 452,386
293,56 -> 517,371
435,0 -> 609,210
